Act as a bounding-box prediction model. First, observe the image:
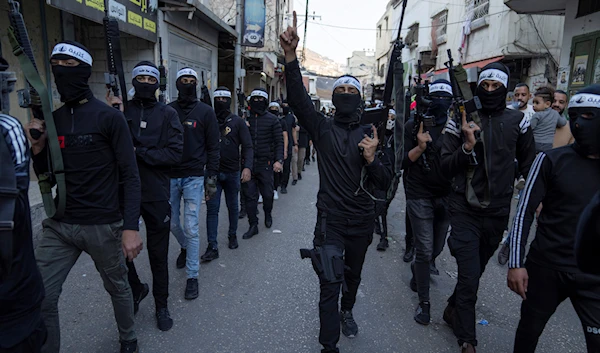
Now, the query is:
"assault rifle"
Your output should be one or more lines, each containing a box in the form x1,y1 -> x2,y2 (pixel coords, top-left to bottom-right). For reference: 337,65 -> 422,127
7,0 -> 66,219
158,37 -> 167,103
412,60 -> 433,172
444,49 -> 481,166
200,72 -> 212,107
104,0 -> 128,110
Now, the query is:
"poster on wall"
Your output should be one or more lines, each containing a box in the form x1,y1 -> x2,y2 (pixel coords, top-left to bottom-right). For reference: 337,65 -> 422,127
556,66 -> 570,91
594,59 -> 600,84
242,0 -> 266,48
48,0 -> 158,42
571,55 -> 588,85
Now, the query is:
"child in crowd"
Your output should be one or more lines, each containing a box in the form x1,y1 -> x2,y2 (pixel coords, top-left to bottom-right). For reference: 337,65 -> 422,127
530,87 -> 568,153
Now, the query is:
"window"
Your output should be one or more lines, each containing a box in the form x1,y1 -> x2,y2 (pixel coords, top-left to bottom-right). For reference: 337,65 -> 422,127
471,0 -> 489,20
391,0 -> 403,8
432,11 -> 447,45
405,23 -> 419,47
577,0 -> 600,18
380,64 -> 386,77
378,25 -> 382,38
385,17 -> 389,31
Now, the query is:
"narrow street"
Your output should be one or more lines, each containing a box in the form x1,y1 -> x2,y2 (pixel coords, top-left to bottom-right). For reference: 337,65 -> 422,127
57,163 -> 585,353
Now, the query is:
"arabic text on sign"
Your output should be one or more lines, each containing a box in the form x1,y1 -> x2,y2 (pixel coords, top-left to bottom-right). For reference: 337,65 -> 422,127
85,0 -> 104,11
130,0 -> 147,13
128,10 -> 142,28
143,18 -> 156,33
109,0 -> 127,22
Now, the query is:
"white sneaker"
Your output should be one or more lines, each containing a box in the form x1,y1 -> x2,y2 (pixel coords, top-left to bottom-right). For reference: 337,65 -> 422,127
274,191 -> 279,200
258,194 -> 263,203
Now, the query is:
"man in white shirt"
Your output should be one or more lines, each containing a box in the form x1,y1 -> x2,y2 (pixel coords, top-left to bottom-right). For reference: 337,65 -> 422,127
510,83 -> 535,124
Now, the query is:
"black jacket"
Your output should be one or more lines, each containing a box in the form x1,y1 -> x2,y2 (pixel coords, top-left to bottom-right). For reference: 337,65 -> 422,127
125,98 -> 183,202
576,190 -> 600,274
246,110 -> 284,168
218,113 -> 253,173
441,108 -> 536,216
402,119 -> 451,200
298,124 -> 309,148
31,93 -> 141,230
285,59 -> 393,219
168,100 -> 220,178
510,146 -> 600,272
283,112 -> 297,154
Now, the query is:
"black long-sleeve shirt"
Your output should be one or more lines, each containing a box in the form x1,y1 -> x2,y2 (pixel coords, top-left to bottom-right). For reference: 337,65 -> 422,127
509,146 -> 600,272
441,108 -> 536,216
125,99 -> 183,202
169,100 -> 220,178
576,190 -> 600,274
31,93 -> 141,230
402,119 -> 451,200
285,59 -> 393,219
219,113 -> 253,173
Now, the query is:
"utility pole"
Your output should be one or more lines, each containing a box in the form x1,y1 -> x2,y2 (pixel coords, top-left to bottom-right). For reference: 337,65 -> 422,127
292,10 -> 321,65
234,0 -> 243,112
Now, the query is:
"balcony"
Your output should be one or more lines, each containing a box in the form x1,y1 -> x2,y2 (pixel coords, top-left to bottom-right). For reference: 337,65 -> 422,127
503,0 -> 567,15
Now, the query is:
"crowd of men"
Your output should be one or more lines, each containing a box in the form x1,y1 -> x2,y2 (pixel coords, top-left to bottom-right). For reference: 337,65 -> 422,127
1,10 -> 600,353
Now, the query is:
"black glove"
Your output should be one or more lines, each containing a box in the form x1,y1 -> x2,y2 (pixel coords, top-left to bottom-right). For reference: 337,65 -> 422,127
204,175 -> 218,200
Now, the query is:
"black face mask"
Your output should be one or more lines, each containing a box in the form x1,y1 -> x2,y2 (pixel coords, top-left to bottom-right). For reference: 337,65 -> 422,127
52,64 -> 92,103
132,80 -> 158,101
269,109 -> 280,116
283,106 -> 291,115
476,85 -> 508,113
332,93 -> 362,124
427,97 -> 452,125
214,98 -> 231,123
176,80 -> 197,103
570,108 -> 600,156
249,99 -> 267,115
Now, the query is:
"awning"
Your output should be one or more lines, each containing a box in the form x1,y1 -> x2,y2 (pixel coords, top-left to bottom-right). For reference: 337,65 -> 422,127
434,56 -> 504,74
503,0 -> 567,15
161,0 -> 237,38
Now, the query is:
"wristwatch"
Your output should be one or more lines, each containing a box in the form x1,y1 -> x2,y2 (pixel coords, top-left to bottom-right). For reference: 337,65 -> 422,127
277,159 -> 283,164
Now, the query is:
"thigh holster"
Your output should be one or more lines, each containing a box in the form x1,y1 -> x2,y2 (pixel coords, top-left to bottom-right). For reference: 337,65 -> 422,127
300,213 -> 344,284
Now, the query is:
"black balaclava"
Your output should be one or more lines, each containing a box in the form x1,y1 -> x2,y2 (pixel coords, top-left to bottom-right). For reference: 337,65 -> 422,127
132,61 -> 159,101
50,41 -> 93,103
213,86 -> 232,124
332,75 -> 362,124
268,101 -> 281,117
176,67 -> 198,106
282,100 -> 291,115
568,84 -> 600,157
426,79 -> 453,126
249,88 -> 268,115
475,62 -> 510,114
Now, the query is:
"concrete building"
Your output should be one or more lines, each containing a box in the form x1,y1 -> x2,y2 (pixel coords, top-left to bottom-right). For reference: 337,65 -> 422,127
377,0 -> 564,90
298,47 -> 344,77
375,3 -> 395,85
505,0 -> 600,96
346,50 -> 377,97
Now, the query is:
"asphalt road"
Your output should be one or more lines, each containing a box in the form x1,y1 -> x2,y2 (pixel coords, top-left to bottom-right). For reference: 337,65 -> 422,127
56,162 -> 586,353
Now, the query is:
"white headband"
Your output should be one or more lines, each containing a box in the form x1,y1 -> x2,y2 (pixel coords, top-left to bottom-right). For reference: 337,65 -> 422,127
389,109 -> 396,116
333,76 -> 361,92
51,43 -> 93,66
478,69 -> 508,88
177,68 -> 198,80
214,90 -> 232,98
251,90 -> 269,99
429,83 -> 453,95
269,102 -> 280,109
132,65 -> 159,80
569,93 -> 600,109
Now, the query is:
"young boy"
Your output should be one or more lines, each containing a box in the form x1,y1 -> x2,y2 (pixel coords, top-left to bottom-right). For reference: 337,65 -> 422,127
530,87 -> 568,153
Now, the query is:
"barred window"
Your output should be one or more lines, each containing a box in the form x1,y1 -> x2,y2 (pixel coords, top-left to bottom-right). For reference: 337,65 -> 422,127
471,0 -> 490,20
432,10 -> 448,44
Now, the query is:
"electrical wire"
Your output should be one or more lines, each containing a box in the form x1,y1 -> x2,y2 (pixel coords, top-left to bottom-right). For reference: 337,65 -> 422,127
527,14 -> 559,67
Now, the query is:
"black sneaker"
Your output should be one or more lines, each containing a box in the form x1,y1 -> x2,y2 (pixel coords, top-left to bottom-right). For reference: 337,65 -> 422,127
403,244 -> 415,263
498,241 -> 510,265
156,307 -> 173,331
238,209 -> 247,219
414,301 -> 431,325
242,225 -> 259,239
312,156 -> 316,162
200,246 -> 219,262
185,278 -> 199,300
120,339 -> 138,353
376,237 -> 389,251
228,235 -> 239,249
461,343 -> 476,353
176,249 -> 187,269
340,309 -> 358,338
281,186 -> 288,194
133,283 -> 149,315
292,180 -> 297,185
306,160 -> 310,166
410,262 -> 417,292
430,260 -> 440,276
265,213 -> 273,228
298,173 -> 303,180
443,303 -> 455,328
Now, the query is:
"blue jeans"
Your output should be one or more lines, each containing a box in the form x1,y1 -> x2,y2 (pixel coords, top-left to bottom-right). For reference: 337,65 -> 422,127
170,176 -> 204,279
206,171 -> 241,248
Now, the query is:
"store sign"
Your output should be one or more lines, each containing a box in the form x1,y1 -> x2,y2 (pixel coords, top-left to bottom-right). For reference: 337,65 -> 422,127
47,0 -> 158,42
242,0 -> 266,48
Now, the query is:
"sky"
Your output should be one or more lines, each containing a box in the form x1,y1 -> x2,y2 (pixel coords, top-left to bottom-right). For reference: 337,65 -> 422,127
290,0 -> 390,65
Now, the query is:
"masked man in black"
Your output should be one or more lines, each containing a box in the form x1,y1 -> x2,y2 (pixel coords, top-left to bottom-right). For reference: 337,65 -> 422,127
441,62 -> 536,353
0,55 -> 46,353
169,68 -> 220,300
281,14 -> 394,353
280,100 -> 298,193
26,41 -> 142,353
108,61 -> 183,331
269,101 -> 288,200
403,80 -> 453,325
202,87 -> 253,260
508,84 -> 600,353
241,88 -> 284,239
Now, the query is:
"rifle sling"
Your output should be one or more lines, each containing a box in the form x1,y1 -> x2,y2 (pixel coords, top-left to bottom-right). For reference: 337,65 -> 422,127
8,27 -> 66,219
